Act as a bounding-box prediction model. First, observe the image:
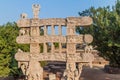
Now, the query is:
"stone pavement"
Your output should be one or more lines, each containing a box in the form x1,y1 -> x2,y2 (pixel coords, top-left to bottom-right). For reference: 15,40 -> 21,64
81,67 -> 120,80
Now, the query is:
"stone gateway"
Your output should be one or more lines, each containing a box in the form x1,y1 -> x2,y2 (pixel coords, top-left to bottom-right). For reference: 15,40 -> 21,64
15,4 -> 94,80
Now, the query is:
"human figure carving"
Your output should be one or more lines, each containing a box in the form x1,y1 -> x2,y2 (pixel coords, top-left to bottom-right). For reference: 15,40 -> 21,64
18,49 -> 29,77
62,63 -> 75,80
74,63 -> 83,80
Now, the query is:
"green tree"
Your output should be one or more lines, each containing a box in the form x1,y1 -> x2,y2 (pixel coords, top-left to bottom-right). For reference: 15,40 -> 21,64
77,0 -> 120,67
0,22 -> 29,77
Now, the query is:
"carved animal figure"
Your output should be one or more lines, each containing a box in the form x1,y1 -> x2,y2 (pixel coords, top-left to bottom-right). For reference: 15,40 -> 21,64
84,45 -> 93,53
19,28 -> 26,36
18,62 -> 29,76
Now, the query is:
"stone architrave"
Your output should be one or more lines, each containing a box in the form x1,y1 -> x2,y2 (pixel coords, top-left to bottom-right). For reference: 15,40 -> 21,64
15,4 -> 94,80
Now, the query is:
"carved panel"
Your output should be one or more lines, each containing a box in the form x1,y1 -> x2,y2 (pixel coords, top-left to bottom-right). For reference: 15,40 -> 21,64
19,28 -> 30,36
30,44 -> 40,53
30,37 -> 40,43
15,52 -> 66,62
67,44 -> 76,54
17,17 -> 92,27
16,36 -> 66,44
15,52 -> 94,63
67,35 -> 83,43
17,19 -> 30,27
15,52 -> 30,61
40,36 -> 66,43
30,19 -> 40,26
82,53 -> 94,62
67,17 -> 93,26
39,18 -> 66,26
16,36 -> 30,44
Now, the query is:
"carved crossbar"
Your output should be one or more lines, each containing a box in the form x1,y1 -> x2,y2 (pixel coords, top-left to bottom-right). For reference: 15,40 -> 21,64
15,52 -> 94,63
16,35 -> 93,44
17,17 -> 93,27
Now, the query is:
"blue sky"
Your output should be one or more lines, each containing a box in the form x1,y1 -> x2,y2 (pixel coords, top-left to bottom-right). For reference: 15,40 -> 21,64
0,0 -> 116,25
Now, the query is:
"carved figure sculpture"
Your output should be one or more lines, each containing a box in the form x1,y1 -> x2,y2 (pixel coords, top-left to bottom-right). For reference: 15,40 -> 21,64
19,28 -> 30,36
18,48 -> 23,53
20,13 -> 28,19
19,28 -> 25,36
67,63 -> 75,80
74,70 -> 79,80
84,45 -> 93,54
18,62 -> 29,76
83,45 -> 94,68
27,59 -> 43,80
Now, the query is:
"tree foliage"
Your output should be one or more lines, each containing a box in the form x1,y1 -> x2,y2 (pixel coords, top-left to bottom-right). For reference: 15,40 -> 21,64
0,22 -> 29,77
77,0 -> 120,67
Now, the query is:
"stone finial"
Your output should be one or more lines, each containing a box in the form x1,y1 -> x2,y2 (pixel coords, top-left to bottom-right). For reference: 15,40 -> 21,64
32,4 -> 40,18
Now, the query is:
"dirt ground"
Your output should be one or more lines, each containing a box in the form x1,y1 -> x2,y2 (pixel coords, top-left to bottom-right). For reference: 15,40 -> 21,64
80,67 -> 120,80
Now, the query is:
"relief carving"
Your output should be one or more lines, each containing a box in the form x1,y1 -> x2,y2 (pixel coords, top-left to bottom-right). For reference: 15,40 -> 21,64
67,44 -> 75,53
74,63 -> 83,80
27,60 -> 43,80
84,45 -> 93,54
18,62 -> 29,76
19,28 -> 30,36
84,34 -> 93,43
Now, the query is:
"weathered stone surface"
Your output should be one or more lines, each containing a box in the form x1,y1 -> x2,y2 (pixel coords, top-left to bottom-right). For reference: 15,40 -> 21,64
15,4 -> 94,80
32,4 -> 40,18
15,52 -> 94,63
17,17 -> 92,28
17,19 -> 30,27
84,34 -> 93,44
67,35 -> 83,43
17,35 -> 93,44
67,16 -> 93,26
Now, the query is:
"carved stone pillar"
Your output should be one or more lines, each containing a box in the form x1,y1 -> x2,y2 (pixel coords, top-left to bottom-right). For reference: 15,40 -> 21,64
30,26 -> 40,54
51,25 -> 55,35
51,43 -> 54,53
59,43 -> 62,53
27,59 -> 43,80
66,24 -> 77,80
44,25 -> 47,36
30,43 -> 40,53
44,43 -> 47,53
67,24 -> 75,35
59,25 -> 62,35
31,26 -> 40,37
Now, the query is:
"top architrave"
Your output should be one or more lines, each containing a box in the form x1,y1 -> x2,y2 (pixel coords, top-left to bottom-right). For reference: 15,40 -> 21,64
17,17 -> 93,27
